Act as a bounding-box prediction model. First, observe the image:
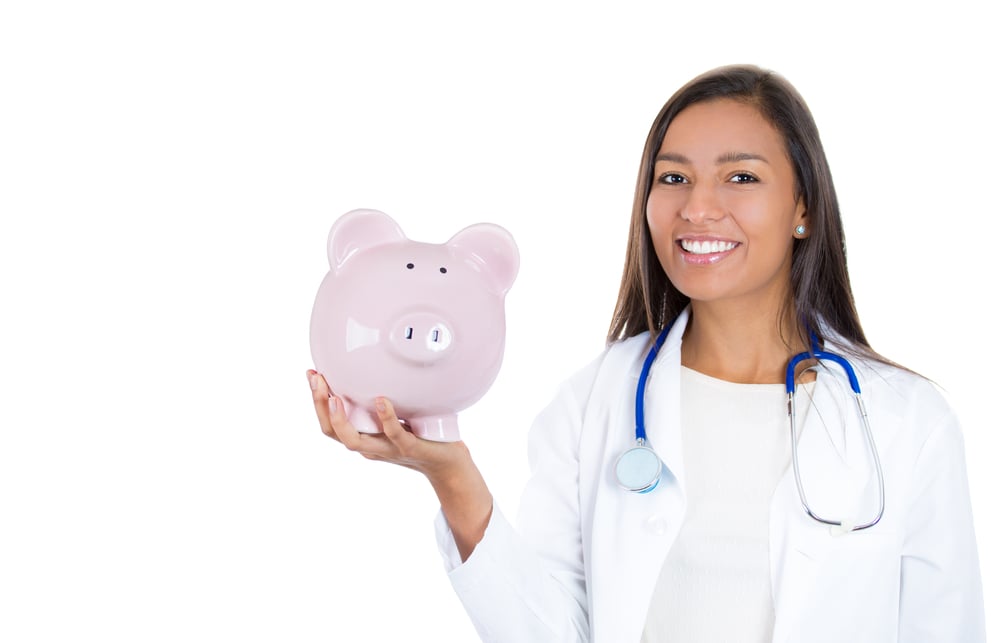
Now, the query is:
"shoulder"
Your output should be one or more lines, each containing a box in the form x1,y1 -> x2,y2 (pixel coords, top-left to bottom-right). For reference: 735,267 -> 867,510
821,332 -> 951,416
560,333 -> 652,403
857,357 -> 950,411
530,333 -> 652,442
850,354 -> 961,447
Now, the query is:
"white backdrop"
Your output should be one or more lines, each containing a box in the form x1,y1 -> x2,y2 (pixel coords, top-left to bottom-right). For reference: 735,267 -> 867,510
1,1 -> 996,641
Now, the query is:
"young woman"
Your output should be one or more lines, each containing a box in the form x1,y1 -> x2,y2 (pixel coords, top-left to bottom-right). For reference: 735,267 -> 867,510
308,65 -> 985,642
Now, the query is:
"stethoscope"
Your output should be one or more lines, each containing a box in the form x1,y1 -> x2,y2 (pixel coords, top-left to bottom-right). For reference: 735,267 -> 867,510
614,318 -> 886,532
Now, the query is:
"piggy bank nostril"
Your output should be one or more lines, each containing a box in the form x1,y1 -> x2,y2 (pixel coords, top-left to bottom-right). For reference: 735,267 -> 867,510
425,324 -> 452,352
389,316 -> 454,358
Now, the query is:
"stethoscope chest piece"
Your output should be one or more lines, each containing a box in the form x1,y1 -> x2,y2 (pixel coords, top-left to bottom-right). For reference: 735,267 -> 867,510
615,443 -> 662,493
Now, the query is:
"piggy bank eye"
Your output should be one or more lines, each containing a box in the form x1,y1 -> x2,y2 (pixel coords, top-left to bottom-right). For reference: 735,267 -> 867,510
406,263 -> 414,269
439,267 -> 447,274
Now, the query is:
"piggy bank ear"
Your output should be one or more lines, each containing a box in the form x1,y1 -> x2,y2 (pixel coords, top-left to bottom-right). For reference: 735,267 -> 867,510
448,223 -> 519,294
327,209 -> 407,272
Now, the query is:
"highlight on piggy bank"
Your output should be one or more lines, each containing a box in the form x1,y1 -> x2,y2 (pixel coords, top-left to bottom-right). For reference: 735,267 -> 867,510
309,209 -> 519,442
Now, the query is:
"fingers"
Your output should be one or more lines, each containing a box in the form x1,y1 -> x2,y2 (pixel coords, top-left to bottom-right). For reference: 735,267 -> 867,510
326,393 -> 362,448
307,369 -> 364,450
307,369 -> 337,440
374,397 -> 429,468
375,397 -> 410,444
307,370 -> 394,457
307,370 -> 424,466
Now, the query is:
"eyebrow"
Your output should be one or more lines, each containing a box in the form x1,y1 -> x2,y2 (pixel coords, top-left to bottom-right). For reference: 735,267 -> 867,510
654,151 -> 770,165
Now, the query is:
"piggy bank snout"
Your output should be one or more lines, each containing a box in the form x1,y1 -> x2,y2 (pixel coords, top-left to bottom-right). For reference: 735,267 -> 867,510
389,311 -> 454,364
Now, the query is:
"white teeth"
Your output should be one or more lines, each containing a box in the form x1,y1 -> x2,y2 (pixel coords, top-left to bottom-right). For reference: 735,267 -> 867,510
680,239 -> 737,254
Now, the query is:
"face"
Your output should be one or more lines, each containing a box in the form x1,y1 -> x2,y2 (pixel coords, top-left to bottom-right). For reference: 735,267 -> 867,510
646,98 -> 807,307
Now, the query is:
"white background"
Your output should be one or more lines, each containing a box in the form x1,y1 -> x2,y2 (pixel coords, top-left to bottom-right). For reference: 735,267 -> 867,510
1,1 -> 996,641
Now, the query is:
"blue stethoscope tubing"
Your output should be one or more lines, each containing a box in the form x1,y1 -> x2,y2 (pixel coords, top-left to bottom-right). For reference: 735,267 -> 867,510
615,320 -> 886,532
613,318 -> 677,494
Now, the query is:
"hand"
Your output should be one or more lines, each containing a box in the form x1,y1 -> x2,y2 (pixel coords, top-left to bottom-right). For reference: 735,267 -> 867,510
306,368 -> 494,561
306,369 -> 470,479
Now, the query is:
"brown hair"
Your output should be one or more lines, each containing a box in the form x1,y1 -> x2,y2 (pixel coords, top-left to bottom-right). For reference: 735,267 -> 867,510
607,64 -> 883,364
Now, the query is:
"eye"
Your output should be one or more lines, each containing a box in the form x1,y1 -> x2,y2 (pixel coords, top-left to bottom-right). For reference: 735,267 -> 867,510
439,267 -> 447,274
657,173 -> 687,185
728,172 -> 758,184
406,263 -> 414,269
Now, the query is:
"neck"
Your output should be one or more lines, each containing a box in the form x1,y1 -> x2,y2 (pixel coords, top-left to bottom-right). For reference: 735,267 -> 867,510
681,298 -> 811,385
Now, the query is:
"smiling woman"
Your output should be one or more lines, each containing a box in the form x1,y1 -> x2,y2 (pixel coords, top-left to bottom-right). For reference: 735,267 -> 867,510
310,64 -> 986,643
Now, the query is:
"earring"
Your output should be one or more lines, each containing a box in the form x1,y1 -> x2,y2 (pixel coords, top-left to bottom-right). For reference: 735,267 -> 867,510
795,225 -> 806,236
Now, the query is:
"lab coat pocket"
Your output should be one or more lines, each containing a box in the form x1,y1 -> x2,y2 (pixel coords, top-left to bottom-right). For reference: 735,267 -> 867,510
790,528 -> 902,642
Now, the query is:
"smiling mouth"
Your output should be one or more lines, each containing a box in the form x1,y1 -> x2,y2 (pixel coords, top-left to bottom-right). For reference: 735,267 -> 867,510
678,239 -> 739,255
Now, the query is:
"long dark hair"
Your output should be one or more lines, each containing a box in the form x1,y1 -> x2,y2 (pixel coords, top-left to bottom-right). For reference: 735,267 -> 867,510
608,64 -> 885,364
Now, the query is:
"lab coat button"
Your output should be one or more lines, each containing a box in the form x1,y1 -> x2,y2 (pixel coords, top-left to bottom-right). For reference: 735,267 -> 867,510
645,514 -> 668,536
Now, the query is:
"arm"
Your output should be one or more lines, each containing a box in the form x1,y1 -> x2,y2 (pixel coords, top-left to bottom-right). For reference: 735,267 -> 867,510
898,412 -> 986,641
437,378 -> 591,642
310,366 -> 592,642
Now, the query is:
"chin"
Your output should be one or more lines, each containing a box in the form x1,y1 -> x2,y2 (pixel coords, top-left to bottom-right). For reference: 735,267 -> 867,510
666,275 -> 736,303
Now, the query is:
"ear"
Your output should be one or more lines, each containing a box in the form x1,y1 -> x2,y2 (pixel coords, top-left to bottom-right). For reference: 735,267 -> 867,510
447,223 -> 519,295
327,209 -> 407,272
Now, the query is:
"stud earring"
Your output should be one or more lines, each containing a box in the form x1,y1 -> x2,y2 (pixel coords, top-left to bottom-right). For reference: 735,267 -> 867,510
795,225 -> 806,236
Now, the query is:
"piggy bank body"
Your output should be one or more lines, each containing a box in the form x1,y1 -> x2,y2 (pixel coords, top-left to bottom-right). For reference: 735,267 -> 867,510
310,209 -> 519,442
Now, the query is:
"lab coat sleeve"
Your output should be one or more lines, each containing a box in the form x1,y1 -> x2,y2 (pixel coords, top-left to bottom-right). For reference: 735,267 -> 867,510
435,377 -> 591,642
898,411 -> 986,641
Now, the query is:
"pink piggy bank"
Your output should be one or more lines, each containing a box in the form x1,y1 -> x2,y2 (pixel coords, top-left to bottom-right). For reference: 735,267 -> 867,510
309,209 -> 519,442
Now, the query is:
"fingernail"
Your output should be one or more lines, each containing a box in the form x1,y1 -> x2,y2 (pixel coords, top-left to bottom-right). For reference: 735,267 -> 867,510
309,374 -> 318,391
375,398 -> 386,413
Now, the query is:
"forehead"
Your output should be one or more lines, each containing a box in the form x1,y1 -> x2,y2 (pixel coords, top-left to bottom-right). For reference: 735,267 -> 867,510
658,99 -> 787,158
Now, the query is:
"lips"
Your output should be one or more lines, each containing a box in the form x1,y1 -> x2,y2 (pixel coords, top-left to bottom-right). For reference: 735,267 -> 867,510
675,238 -> 740,265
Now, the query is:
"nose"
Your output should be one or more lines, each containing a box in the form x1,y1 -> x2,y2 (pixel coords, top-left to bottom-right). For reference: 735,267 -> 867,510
679,181 -> 724,224
389,311 -> 454,364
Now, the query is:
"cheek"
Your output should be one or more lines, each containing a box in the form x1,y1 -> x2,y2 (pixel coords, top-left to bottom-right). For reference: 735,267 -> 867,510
746,201 -> 799,242
645,192 -> 673,239
644,198 -> 677,274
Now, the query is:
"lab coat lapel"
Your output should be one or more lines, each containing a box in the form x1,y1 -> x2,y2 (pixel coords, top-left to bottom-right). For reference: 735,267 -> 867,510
643,309 -> 688,495
770,461 -> 826,642
770,374 -> 852,642
796,366 -> 895,521
770,362 -> 898,642
588,310 -> 689,643
801,367 -> 849,462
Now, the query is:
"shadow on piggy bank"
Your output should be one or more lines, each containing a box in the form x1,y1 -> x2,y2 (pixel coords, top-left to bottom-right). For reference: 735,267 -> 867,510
309,209 -> 519,442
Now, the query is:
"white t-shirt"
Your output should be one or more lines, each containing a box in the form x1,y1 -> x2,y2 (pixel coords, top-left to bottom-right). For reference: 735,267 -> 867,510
641,367 -> 815,643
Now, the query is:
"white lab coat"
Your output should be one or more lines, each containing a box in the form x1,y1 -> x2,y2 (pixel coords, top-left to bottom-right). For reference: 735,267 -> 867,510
436,309 -> 986,642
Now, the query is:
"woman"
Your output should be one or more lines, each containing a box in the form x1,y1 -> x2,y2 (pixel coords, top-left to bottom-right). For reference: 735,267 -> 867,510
308,65 -> 985,642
